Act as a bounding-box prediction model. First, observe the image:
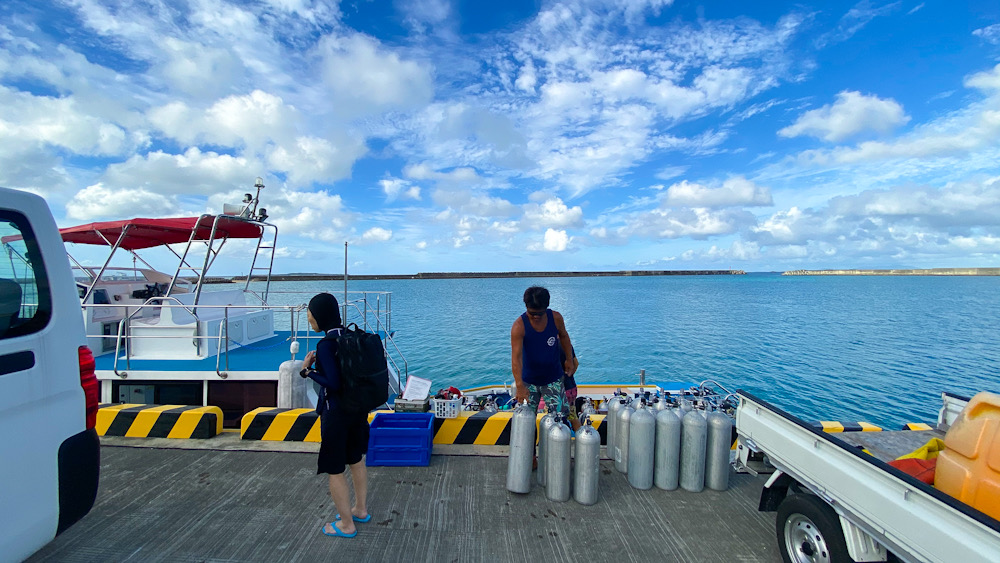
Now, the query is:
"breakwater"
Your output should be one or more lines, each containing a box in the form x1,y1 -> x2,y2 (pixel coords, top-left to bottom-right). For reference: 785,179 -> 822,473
783,268 -> 1000,276
230,269 -> 746,282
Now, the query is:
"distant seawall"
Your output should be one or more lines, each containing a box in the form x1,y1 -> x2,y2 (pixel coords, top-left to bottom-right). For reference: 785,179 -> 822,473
782,268 -> 1000,276
228,269 -> 747,282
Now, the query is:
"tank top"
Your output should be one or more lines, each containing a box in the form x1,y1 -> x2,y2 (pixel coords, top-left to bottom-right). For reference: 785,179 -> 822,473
520,309 -> 562,385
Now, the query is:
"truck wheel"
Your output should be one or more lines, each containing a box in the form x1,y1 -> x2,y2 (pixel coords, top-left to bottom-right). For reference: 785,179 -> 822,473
776,494 -> 855,563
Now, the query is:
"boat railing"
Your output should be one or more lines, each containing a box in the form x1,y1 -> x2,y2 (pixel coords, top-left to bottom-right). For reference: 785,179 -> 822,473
107,299 -> 299,377
269,290 -> 406,395
100,290 -> 406,393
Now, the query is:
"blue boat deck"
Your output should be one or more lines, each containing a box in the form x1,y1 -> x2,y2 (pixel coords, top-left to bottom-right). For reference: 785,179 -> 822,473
94,330 -> 302,374
93,329 -> 393,375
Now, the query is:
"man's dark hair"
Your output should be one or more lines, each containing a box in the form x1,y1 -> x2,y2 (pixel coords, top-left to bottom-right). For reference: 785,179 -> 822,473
523,286 -> 550,309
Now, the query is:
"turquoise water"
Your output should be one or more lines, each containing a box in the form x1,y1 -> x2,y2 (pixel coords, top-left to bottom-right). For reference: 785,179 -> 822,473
252,274 -> 999,428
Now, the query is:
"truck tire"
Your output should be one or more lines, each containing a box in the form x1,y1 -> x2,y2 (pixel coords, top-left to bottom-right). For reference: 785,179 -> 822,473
776,493 -> 855,563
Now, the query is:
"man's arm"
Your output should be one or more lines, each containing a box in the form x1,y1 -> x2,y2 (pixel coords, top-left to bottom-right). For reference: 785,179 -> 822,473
553,311 -> 576,377
510,318 -> 528,402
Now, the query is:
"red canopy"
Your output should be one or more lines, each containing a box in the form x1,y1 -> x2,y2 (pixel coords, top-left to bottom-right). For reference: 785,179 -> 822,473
55,216 -> 263,251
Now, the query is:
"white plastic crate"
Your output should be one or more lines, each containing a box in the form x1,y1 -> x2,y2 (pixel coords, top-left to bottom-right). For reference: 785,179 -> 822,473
431,397 -> 462,419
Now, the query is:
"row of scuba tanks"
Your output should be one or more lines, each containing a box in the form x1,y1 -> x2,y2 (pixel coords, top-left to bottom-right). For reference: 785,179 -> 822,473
506,390 -> 735,504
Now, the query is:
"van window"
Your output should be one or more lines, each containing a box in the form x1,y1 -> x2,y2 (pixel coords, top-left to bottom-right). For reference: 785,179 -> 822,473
0,210 -> 52,339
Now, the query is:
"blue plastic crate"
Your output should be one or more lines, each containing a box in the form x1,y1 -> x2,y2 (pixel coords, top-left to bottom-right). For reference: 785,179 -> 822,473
366,412 -> 434,467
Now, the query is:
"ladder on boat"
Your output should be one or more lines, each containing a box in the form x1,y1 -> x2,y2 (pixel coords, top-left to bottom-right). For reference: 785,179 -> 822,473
243,224 -> 277,305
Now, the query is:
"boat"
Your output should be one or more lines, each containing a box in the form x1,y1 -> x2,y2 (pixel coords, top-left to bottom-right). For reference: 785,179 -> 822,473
1,178 -> 405,426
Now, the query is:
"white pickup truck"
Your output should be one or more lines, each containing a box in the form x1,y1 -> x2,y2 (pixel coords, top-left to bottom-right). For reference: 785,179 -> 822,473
736,390 -> 1000,563
0,187 -> 101,561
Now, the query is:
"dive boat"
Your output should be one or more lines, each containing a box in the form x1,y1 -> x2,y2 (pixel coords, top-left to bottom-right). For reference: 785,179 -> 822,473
1,179 -> 404,426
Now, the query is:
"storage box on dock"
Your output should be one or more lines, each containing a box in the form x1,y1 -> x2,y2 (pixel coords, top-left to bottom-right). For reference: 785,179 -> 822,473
393,397 -> 430,413
367,412 -> 434,467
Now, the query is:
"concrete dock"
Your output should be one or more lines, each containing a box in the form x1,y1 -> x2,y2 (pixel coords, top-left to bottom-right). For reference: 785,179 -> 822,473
28,440 -> 781,562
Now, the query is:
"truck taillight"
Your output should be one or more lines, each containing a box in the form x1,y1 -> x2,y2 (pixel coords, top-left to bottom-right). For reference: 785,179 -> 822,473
78,346 -> 98,429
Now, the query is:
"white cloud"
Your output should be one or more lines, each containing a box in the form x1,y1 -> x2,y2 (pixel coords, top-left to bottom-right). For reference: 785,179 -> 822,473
965,63 -> 1000,92
750,177 -> 1000,256
522,198 -> 584,229
98,148 -> 259,195
156,38 -> 243,99
973,24 -> 1000,46
664,176 -> 773,208
148,90 -> 299,150
318,33 -> 434,118
380,177 -> 421,202
528,228 -> 571,251
362,227 -> 392,242
267,134 -> 367,186
66,183 -> 179,220
779,91 -> 910,142
0,86 -> 129,155
238,188 -> 353,243
431,189 -> 517,217
515,60 -> 537,92
815,1 -> 901,48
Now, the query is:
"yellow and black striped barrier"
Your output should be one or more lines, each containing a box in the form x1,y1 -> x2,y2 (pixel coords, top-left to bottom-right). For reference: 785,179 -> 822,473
808,421 -> 936,432
240,408 -> 612,445
239,408 -> 391,442
97,404 -> 223,439
810,421 -> 884,433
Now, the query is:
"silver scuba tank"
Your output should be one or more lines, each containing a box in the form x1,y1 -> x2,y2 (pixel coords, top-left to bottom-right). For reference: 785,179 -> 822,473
679,396 -> 693,413
545,415 -> 572,502
606,396 -> 624,458
627,400 -> 655,490
614,398 -> 634,473
705,408 -> 733,491
653,395 -> 665,411
537,408 -> 558,487
654,406 -> 682,490
581,398 -> 596,417
573,418 -> 601,505
679,407 -> 708,492
506,400 -> 536,494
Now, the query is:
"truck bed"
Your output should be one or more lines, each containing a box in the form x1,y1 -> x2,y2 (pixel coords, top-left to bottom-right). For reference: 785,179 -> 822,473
735,390 -> 1000,563
835,429 -> 944,463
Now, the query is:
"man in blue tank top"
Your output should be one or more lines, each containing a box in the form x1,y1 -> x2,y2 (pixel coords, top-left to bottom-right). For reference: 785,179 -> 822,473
510,286 -> 577,421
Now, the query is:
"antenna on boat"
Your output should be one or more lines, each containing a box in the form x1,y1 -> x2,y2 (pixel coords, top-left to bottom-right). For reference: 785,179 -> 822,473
343,241 -> 348,324
251,177 -> 267,221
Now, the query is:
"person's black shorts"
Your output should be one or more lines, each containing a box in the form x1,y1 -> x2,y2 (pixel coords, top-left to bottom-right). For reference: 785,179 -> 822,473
317,408 -> 370,475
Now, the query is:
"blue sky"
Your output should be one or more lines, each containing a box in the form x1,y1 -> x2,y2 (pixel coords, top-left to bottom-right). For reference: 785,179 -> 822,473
2,0 -> 1000,274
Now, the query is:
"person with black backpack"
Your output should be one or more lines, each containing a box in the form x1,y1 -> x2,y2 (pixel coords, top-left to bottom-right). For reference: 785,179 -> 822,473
299,293 -> 371,538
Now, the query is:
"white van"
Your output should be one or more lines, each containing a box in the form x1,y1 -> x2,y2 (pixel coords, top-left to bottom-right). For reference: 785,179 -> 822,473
0,187 -> 100,561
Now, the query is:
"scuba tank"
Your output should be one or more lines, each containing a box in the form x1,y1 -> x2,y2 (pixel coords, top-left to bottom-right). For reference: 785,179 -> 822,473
545,414 -> 572,502
679,395 -> 693,414
581,398 -> 597,417
679,406 -> 708,492
705,407 -> 733,491
654,406 -> 682,490
652,394 -> 665,411
506,400 -> 536,494
614,398 -> 634,473
627,400 -> 655,490
605,395 -> 624,459
537,408 -> 558,487
573,418 -> 601,505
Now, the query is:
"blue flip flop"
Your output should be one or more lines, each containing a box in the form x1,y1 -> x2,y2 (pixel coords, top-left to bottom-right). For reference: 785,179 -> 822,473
321,523 -> 357,538
335,513 -> 372,523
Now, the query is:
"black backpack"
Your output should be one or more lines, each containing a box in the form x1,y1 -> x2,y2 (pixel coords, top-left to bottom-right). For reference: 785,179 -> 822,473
322,324 -> 389,412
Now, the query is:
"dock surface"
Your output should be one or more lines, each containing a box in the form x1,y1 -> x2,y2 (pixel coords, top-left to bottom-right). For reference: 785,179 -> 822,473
29,443 -> 780,562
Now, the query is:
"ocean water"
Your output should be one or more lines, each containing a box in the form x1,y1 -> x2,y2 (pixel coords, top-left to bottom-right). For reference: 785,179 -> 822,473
250,274 -> 1000,428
